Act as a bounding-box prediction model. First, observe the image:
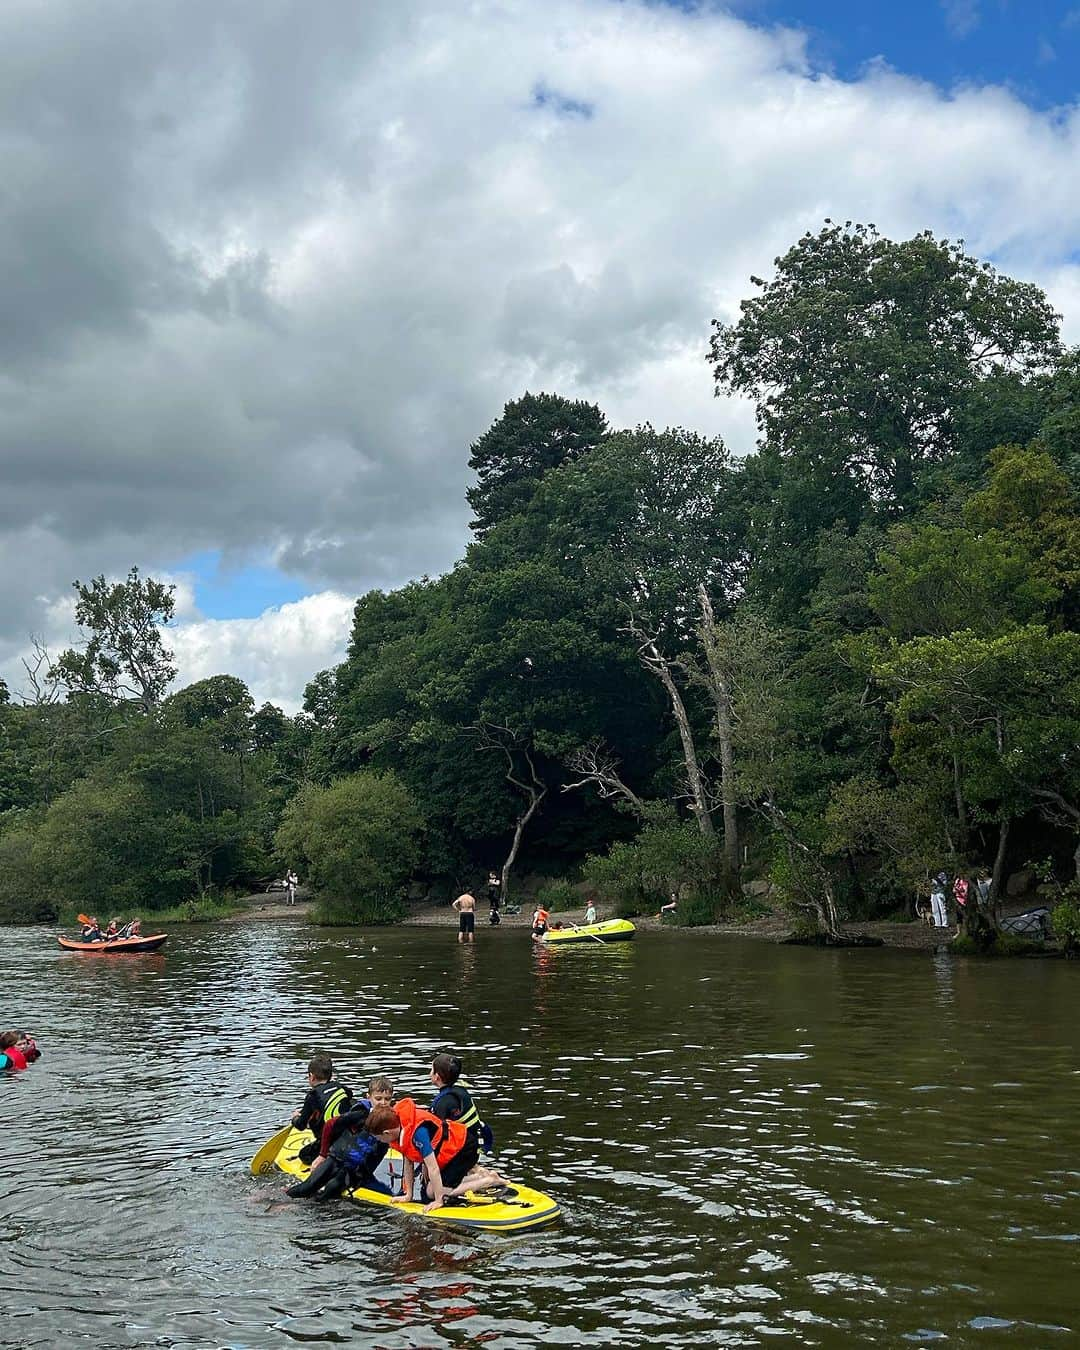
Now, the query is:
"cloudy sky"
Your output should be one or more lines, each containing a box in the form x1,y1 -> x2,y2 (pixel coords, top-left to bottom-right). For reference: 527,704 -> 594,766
3,0 -> 1080,712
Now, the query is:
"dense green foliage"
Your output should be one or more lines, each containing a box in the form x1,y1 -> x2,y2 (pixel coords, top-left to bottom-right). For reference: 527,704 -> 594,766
274,771 -> 423,924
3,223 -> 1079,934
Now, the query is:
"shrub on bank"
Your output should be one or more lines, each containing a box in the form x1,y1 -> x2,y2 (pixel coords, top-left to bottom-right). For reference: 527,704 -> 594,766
1051,895 -> 1080,957
536,879 -> 581,912
583,819 -> 723,918
275,770 -> 423,925
952,931 -> 1046,957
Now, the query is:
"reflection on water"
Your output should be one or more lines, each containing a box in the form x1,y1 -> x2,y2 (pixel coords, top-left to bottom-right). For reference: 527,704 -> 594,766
2,923 -> 1080,1346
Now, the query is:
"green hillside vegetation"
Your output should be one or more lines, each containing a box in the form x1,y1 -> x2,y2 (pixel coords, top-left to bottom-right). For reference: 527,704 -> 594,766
3,224 -> 1079,936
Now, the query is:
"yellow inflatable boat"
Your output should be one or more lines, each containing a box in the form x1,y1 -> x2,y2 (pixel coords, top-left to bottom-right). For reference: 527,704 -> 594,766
251,1126 -> 560,1233
541,918 -> 636,945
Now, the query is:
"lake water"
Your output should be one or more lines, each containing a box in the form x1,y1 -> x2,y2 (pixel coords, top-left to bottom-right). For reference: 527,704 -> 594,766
2,921 -> 1079,1347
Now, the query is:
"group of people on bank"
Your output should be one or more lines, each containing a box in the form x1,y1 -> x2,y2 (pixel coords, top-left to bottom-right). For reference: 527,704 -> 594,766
284,1051 -> 507,1212
923,871 -> 992,930
79,916 -> 143,942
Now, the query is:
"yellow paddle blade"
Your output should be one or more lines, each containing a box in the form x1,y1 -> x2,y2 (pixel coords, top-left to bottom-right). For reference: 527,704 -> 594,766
250,1124 -> 292,1177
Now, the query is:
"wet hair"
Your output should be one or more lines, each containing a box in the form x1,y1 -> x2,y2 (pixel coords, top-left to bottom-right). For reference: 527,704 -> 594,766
0,1032 -> 17,1050
431,1053 -> 462,1085
368,1074 -> 393,1096
307,1053 -> 334,1081
366,1105 -> 401,1135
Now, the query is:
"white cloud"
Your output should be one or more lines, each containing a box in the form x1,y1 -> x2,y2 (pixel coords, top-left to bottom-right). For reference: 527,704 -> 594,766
4,0 -> 1080,708
0,586 -> 352,714
942,1 -> 981,39
168,592 -> 355,713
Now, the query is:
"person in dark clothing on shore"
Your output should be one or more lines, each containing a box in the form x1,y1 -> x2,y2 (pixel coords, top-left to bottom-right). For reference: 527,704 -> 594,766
486,872 -> 502,926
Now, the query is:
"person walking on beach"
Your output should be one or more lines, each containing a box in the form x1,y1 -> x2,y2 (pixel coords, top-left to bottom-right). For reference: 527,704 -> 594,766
286,869 -> 299,906
452,891 -> 477,944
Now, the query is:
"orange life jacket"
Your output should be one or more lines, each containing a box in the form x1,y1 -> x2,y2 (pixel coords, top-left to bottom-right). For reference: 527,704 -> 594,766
395,1097 -> 468,1167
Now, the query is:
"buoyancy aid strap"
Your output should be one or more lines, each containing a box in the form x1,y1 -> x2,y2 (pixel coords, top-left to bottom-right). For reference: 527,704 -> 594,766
322,1086 -> 348,1120
453,1080 -> 482,1130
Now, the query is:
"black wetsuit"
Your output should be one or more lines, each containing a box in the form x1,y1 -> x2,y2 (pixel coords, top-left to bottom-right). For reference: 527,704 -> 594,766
287,1102 -> 390,1199
295,1078 -> 352,1164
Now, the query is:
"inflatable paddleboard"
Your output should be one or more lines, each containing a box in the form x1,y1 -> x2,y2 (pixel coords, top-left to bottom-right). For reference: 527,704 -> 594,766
254,1126 -> 560,1233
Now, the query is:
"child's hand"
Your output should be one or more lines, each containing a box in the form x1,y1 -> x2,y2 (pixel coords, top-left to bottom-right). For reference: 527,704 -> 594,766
389,1193 -> 411,1205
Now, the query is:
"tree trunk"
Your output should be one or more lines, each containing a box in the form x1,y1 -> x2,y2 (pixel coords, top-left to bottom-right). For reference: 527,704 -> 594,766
697,586 -> 738,880
501,784 -> 546,904
990,817 -> 1010,924
645,645 -> 714,837
951,747 -> 969,853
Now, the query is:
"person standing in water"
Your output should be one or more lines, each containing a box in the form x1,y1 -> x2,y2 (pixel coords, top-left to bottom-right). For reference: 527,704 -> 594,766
452,891 -> 477,944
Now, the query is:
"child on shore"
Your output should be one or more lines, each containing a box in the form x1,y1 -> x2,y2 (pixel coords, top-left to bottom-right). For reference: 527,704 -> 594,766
287,1075 -> 395,1200
292,1053 -> 352,1165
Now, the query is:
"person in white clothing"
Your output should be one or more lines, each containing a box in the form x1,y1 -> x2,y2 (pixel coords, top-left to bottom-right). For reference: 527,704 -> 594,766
930,871 -> 949,928
286,869 -> 299,906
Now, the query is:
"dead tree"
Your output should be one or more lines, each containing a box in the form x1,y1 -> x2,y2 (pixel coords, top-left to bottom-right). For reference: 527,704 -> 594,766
692,585 -> 739,883
470,723 -> 547,902
622,620 -> 714,838
561,740 -> 648,818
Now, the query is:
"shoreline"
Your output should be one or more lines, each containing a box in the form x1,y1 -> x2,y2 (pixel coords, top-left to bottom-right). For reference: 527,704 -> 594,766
142,889 -> 1057,955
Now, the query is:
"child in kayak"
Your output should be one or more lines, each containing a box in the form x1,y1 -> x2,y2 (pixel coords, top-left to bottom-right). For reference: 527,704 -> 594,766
366,1100 -> 508,1212
430,1054 -> 494,1154
292,1053 -> 352,1165
287,1075 -> 395,1200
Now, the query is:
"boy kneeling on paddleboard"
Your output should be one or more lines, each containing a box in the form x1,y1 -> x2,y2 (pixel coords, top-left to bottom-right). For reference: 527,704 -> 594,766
287,1075 -> 395,1200
366,1100 -> 508,1212
292,1053 -> 352,1166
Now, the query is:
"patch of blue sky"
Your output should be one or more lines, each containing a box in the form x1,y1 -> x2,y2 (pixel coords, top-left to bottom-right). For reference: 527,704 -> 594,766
532,81 -> 595,119
652,0 -> 1080,109
176,549 -> 310,620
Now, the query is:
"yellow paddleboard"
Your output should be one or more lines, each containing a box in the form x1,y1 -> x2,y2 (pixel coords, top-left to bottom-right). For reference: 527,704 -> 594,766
253,1127 -> 560,1233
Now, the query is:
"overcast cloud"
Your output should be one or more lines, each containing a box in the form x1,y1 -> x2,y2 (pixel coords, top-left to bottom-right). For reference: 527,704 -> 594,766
3,0 -> 1080,710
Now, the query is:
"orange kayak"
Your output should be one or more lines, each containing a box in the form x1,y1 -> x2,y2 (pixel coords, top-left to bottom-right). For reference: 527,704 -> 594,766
57,934 -> 167,953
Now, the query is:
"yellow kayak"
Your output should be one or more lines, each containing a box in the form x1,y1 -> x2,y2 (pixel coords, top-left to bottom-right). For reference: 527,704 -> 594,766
541,918 -> 636,945
252,1126 -> 560,1233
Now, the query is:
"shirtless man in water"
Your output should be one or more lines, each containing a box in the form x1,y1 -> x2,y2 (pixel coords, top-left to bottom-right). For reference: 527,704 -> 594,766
451,891 -> 477,944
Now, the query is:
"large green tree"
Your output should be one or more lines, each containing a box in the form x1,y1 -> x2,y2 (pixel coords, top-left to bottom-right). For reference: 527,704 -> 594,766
50,568 -> 177,713
466,391 -> 608,537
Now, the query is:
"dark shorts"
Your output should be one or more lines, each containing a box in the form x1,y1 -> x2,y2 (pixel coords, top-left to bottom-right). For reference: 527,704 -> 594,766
439,1137 -> 480,1189
532,924 -> 547,938
459,911 -> 475,934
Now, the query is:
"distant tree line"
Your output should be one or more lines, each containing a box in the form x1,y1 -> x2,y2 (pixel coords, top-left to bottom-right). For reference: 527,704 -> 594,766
2,223 -> 1078,936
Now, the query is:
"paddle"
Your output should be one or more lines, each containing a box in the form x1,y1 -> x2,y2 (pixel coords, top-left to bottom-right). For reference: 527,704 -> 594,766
564,922 -> 607,946
251,1124 -> 293,1177
76,913 -> 92,927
